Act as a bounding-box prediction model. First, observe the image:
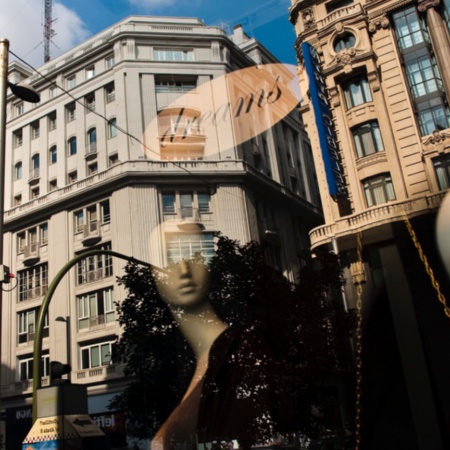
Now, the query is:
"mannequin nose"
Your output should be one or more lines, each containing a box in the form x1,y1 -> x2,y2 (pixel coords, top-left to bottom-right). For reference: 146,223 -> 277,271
179,259 -> 191,276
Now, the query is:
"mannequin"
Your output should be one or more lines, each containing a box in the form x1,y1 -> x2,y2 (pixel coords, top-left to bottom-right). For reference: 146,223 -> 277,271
151,259 -> 228,450
151,259 -> 276,450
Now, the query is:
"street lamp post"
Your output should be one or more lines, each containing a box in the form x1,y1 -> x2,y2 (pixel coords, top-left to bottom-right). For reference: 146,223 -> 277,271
0,38 -> 39,447
55,316 -> 71,382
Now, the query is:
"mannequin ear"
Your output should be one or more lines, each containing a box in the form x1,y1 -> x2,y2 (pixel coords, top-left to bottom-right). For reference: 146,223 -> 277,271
436,192 -> 450,279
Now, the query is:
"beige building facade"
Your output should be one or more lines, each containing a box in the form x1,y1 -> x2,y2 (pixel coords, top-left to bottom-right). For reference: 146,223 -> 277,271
290,0 -> 450,448
1,16 -> 322,448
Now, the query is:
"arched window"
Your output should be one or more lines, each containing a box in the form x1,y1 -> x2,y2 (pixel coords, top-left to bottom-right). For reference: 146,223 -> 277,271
15,161 -> 22,180
49,146 -> 57,164
334,33 -> 356,52
68,137 -> 77,156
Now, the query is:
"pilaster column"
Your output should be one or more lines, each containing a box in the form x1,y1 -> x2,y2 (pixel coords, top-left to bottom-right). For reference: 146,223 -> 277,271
418,0 -> 450,95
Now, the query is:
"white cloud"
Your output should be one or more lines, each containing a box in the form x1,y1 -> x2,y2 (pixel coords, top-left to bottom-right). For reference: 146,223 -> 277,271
0,0 -> 90,69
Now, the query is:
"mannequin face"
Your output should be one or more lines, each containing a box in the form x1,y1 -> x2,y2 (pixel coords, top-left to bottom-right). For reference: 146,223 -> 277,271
155,259 -> 210,309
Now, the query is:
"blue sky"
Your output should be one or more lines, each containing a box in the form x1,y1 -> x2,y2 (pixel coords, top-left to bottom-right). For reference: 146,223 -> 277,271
1,0 -> 297,68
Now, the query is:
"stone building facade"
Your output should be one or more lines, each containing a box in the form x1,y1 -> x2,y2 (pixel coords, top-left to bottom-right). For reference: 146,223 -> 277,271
290,0 -> 450,448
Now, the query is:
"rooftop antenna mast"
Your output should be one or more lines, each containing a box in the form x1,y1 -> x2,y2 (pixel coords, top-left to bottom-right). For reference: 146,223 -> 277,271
44,0 -> 55,63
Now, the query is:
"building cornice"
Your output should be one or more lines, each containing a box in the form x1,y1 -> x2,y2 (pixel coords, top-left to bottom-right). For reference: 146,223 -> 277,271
4,160 -> 322,231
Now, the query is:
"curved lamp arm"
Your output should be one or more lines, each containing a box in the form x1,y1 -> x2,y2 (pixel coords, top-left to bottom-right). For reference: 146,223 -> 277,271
32,249 -> 164,423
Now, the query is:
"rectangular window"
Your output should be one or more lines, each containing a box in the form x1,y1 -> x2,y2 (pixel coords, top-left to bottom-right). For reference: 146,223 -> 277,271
18,264 -> 49,302
105,55 -> 115,69
343,77 -> 372,108
154,48 -> 194,62
19,353 -> 49,381
14,129 -> 23,147
363,174 -> 396,207
74,210 -> 84,233
31,187 -> 40,199
68,171 -> 78,183
66,103 -> 76,122
80,340 -> 114,369
101,200 -> 111,223
49,179 -> 57,191
86,66 -> 95,79
417,98 -> 450,135
88,162 -> 98,175
167,233 -> 215,264
352,121 -> 384,158
40,223 -> 48,244
155,78 -> 196,92
31,121 -> 40,139
180,194 -> 193,218
67,75 -> 76,89
108,154 -> 119,166
162,192 -> 212,218
76,243 -> 113,285
49,86 -> 58,98
77,288 -> 115,330
162,194 -> 176,214
85,93 -> 95,112
105,84 -> 115,103
48,112 -> 57,131
16,103 -> 24,116
18,309 -> 49,343
393,7 -> 428,50
17,223 -> 48,254
433,153 -> 450,190
405,52 -> 442,98
198,194 -> 211,213
74,200 -> 110,232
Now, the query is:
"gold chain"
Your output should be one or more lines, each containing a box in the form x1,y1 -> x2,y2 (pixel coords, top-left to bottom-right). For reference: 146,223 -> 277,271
354,231 -> 364,450
402,213 -> 450,319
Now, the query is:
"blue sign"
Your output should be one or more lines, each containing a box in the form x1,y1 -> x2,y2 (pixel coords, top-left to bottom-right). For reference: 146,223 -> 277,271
302,42 -> 347,199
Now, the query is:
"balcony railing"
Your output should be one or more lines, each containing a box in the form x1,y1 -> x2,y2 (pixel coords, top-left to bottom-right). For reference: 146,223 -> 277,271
309,192 -> 448,249
75,364 -> 121,380
18,285 -> 48,302
85,142 -> 97,156
77,267 -> 112,285
317,3 -> 363,30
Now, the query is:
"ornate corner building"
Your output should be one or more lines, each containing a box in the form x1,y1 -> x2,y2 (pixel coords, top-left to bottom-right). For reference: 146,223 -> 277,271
290,0 -> 450,448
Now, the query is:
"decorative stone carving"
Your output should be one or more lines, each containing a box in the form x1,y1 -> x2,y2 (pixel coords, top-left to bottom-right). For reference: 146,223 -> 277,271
367,70 -> 381,92
418,0 -> 441,12
335,22 -> 345,34
368,15 -> 390,33
422,129 -> 450,145
302,8 -> 315,29
334,48 -> 356,72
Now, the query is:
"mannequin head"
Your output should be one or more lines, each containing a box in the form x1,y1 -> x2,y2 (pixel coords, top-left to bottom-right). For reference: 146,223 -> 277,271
155,259 -> 211,310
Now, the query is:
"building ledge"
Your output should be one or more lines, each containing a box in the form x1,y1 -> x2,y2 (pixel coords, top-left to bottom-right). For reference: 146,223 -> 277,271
309,192 -> 448,250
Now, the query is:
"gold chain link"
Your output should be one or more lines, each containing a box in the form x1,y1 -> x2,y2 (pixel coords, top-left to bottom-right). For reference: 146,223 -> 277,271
354,231 -> 364,450
402,213 -> 450,319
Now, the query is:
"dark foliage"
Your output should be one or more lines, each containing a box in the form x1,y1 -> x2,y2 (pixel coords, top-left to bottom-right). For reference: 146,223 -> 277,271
109,234 -> 355,439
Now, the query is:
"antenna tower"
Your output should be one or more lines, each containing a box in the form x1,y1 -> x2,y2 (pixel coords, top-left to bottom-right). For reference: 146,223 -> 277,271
44,0 -> 55,63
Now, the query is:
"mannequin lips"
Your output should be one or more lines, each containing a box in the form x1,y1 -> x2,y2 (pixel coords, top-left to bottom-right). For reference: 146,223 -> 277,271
179,282 -> 197,294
